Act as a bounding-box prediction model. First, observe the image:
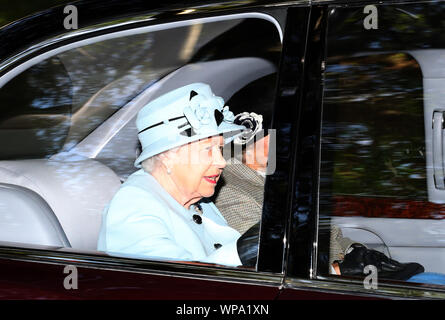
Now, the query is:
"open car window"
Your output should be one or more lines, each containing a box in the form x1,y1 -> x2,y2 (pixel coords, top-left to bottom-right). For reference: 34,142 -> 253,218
0,13 -> 282,271
317,3 -> 445,291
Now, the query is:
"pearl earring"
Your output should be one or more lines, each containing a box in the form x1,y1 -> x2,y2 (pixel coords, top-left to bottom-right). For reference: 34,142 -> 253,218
166,167 -> 171,175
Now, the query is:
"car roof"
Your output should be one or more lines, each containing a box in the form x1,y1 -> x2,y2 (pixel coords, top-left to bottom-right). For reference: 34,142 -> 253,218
0,0 -> 72,29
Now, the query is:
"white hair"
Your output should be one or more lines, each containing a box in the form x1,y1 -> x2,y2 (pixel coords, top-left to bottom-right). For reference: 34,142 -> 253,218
140,145 -> 182,173
141,154 -> 163,173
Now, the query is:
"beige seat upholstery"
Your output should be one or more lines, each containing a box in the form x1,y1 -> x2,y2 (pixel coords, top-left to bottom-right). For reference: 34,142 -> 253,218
0,183 -> 70,247
0,159 -> 121,250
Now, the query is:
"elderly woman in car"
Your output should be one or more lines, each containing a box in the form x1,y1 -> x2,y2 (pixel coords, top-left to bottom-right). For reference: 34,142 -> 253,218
97,83 -> 247,266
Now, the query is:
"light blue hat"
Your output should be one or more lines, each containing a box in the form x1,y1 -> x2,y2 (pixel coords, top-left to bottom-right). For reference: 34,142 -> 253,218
134,83 -> 246,168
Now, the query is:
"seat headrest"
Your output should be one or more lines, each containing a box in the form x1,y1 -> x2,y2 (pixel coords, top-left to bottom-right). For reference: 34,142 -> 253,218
0,159 -> 122,250
0,183 -> 70,247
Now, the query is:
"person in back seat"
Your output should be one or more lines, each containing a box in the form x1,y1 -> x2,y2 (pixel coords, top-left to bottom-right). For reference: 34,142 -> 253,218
97,83 -> 249,266
214,111 -> 444,282
212,111 -> 268,235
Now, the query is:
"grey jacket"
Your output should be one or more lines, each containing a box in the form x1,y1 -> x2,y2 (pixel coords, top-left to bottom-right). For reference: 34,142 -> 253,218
213,159 -> 355,269
213,158 -> 264,235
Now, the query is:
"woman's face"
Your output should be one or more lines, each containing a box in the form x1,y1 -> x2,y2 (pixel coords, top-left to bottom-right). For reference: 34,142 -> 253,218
169,135 -> 226,205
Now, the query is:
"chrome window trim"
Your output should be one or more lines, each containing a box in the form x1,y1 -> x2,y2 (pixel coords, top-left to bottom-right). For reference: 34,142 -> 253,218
285,277 -> 445,299
0,245 -> 284,287
0,11 -> 283,89
311,122 -> 323,279
264,0 -> 310,7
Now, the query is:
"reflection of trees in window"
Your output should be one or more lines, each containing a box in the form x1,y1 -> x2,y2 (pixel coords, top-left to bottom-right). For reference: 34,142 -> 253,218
57,20 -> 250,151
0,57 -> 73,159
0,18 -> 282,162
322,53 -> 426,199
58,33 -> 163,150
328,3 -> 445,54
89,19 -> 282,178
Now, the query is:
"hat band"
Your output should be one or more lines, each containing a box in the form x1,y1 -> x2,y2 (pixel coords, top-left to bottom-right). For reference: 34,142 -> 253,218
138,116 -> 188,135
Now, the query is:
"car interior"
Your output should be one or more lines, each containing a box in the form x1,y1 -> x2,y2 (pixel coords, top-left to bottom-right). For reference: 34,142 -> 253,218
0,60 -> 277,251
1,6 -> 445,290
319,49 -> 445,276
0,14 -> 281,258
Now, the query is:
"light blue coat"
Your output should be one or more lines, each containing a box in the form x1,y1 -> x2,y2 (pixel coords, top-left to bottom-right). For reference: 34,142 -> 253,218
97,169 -> 242,266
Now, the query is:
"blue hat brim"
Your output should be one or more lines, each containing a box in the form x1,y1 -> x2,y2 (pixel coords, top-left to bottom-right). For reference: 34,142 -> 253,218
134,122 -> 245,168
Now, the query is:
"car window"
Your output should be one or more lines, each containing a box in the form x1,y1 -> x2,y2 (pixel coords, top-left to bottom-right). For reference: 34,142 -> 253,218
0,13 -> 282,271
0,19 -> 250,159
0,57 -> 73,159
317,3 -> 445,291
93,17 -> 281,180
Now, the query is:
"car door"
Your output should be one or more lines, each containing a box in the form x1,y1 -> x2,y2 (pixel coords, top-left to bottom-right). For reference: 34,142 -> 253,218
281,1 -> 445,299
0,0 -> 312,300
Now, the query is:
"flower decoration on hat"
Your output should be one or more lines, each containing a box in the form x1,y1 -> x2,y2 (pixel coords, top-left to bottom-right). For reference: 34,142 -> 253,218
221,106 -> 235,122
183,90 -> 237,136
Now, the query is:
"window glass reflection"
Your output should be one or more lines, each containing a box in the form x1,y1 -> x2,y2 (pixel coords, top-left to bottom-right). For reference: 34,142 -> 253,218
318,4 -> 445,288
0,57 -> 72,159
0,15 -> 282,271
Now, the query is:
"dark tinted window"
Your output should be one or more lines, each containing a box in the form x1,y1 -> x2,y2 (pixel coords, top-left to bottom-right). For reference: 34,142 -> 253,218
321,53 -> 425,200
0,57 -> 73,159
0,14 -> 283,272
0,17 -> 281,161
317,3 -> 445,290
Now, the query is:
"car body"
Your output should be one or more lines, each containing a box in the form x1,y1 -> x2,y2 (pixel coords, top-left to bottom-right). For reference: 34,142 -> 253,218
0,0 -> 445,300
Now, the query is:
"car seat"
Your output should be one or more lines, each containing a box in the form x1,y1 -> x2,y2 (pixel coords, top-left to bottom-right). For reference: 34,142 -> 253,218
0,182 -> 70,247
0,158 -> 121,250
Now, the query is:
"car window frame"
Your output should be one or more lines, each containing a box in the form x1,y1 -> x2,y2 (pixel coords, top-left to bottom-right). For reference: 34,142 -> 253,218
284,1 -> 445,299
0,2 -> 297,286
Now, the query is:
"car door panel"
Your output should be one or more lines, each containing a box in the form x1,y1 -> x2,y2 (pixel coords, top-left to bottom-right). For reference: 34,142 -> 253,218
0,256 -> 281,299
